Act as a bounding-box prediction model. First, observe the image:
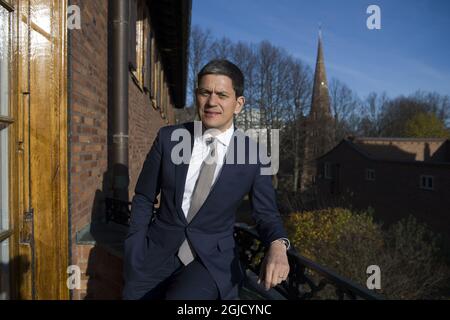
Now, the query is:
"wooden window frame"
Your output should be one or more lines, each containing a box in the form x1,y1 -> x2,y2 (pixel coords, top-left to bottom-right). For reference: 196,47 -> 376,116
0,0 -> 14,12
129,0 -> 149,91
143,14 -> 152,93
150,32 -> 156,101
155,54 -> 161,109
134,0 -> 145,87
128,0 -> 137,72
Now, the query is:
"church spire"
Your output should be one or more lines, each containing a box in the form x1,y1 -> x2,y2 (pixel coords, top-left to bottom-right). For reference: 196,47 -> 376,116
309,30 -> 331,119
300,29 -> 335,193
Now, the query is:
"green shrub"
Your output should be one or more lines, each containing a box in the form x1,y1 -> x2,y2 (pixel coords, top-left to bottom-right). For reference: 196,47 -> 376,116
283,208 -> 450,299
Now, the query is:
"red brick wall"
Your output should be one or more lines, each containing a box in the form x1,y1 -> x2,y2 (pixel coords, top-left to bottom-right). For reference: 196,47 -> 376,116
70,0 -> 109,235
128,78 -> 173,199
69,0 -> 177,300
69,0 -> 110,300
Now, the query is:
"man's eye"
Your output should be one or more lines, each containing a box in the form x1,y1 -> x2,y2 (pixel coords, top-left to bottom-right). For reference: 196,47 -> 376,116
218,94 -> 227,99
199,91 -> 209,97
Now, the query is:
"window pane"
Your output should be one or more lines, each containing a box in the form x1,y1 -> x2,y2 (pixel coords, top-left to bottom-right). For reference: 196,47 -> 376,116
0,237 -> 10,299
0,5 -> 10,117
0,4 -> 11,301
0,125 -> 8,234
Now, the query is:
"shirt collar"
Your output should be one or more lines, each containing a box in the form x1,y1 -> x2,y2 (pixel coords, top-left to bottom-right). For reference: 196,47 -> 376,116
199,123 -> 235,147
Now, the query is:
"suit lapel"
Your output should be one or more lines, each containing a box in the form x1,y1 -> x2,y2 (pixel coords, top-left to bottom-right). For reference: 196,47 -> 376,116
174,122 -> 195,224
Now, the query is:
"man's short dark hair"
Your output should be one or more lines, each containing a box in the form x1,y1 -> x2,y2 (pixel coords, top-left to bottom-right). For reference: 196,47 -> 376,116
197,59 -> 244,97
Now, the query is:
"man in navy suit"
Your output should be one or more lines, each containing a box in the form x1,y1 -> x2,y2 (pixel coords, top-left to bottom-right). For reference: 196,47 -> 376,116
123,60 -> 290,300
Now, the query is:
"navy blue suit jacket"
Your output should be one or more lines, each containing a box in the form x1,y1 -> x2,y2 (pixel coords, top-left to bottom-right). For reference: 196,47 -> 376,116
123,121 -> 288,299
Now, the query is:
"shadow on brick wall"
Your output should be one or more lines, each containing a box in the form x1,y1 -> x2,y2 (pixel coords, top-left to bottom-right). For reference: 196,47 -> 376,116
81,1 -> 128,299
82,171 -> 127,300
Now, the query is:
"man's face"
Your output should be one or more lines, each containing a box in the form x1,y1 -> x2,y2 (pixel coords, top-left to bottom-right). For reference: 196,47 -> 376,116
196,74 -> 245,132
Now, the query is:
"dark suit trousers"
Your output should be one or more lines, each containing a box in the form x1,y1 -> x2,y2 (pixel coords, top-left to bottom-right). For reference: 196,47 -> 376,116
123,254 -> 220,300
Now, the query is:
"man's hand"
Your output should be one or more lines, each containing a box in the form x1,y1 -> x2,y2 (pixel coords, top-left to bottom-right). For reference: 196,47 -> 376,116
257,240 -> 290,290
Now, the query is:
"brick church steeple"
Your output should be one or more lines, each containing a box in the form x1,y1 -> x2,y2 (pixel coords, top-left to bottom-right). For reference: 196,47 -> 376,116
300,31 -> 335,192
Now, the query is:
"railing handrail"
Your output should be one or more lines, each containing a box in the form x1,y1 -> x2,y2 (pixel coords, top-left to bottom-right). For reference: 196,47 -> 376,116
234,222 -> 384,300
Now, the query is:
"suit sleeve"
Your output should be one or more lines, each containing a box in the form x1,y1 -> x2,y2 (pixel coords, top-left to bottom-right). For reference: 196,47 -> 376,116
248,153 -> 288,248
127,128 -> 164,237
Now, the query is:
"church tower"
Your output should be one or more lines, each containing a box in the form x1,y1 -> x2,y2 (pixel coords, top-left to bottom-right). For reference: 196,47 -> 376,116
300,32 -> 335,192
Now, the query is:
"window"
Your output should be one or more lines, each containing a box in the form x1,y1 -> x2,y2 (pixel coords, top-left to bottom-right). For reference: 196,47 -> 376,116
134,0 -> 145,84
324,162 -> 332,179
143,29 -> 152,93
161,78 -> 167,119
128,0 -> 137,71
152,48 -> 161,109
0,2 -> 10,117
366,169 -> 376,181
0,1 -> 12,300
156,58 -> 162,108
420,175 -> 434,191
150,32 -> 156,100
129,0 -> 151,90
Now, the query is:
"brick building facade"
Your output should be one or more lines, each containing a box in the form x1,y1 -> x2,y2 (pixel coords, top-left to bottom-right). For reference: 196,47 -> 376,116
0,0 -> 190,299
316,137 -> 450,238
68,0 -> 191,299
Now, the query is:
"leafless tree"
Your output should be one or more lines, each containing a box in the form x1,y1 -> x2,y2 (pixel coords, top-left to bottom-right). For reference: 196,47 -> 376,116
357,92 -> 388,137
329,78 -> 360,142
232,42 -> 258,130
283,58 -> 312,192
254,42 -> 294,189
188,25 -> 212,107
209,36 -> 234,60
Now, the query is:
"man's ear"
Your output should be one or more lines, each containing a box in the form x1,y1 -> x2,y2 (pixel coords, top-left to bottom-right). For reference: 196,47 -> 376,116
234,96 -> 245,115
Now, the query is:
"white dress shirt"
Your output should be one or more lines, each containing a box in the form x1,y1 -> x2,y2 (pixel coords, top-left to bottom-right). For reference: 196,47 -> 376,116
181,123 -> 235,217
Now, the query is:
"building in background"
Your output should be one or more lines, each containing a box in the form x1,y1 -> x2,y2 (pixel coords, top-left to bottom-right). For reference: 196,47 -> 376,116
316,137 -> 450,238
0,0 -> 191,299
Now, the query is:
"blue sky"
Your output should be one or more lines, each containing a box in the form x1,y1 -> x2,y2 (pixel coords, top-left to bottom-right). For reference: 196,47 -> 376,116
192,0 -> 450,100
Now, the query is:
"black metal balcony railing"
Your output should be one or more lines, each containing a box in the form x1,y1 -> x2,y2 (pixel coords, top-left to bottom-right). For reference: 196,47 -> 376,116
234,223 -> 383,300
105,198 -> 383,300
105,198 -> 132,226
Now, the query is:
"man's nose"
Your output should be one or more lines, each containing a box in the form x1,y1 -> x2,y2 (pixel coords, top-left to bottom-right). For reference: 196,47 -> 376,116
207,93 -> 219,106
